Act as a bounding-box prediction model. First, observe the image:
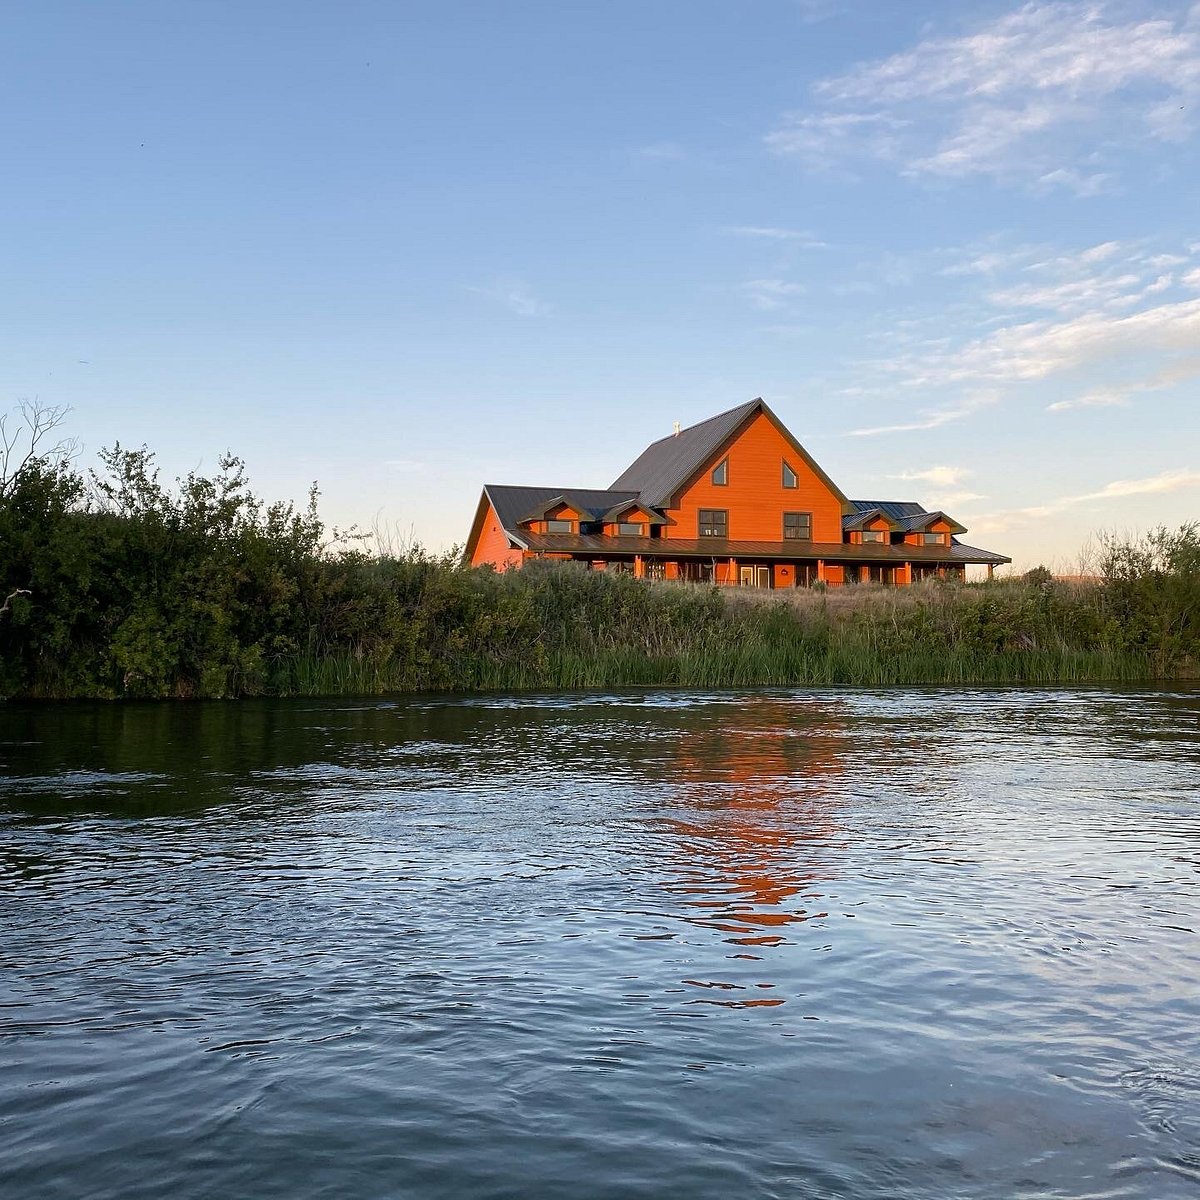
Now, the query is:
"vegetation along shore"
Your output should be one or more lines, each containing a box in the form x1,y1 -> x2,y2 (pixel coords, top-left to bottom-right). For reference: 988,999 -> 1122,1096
1,409 -> 1196,699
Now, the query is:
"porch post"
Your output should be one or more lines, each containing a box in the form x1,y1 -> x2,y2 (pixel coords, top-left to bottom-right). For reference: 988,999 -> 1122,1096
816,559 -> 825,583
987,563 -> 995,580
634,555 -> 644,579
728,557 -> 737,586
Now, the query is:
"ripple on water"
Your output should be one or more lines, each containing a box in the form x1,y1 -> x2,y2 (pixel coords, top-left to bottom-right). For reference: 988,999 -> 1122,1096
0,687 -> 1198,1200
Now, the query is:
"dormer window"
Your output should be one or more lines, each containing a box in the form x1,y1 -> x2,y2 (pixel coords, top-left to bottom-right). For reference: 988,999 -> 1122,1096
711,459 -> 728,486
782,460 -> 798,489
546,519 -> 574,533
616,522 -> 645,536
862,530 -> 885,543
922,532 -> 946,545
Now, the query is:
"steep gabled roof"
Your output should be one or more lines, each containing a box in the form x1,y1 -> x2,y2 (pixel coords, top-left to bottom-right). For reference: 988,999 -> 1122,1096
610,398 -> 850,511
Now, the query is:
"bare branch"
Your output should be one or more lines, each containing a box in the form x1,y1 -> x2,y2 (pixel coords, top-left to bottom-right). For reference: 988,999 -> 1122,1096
0,588 -> 31,618
0,400 -> 78,499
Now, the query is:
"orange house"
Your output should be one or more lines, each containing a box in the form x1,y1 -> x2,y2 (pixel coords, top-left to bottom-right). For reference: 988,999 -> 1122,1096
465,398 -> 1009,585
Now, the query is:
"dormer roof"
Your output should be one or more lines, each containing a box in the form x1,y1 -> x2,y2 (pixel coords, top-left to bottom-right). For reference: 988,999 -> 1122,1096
849,499 -> 967,535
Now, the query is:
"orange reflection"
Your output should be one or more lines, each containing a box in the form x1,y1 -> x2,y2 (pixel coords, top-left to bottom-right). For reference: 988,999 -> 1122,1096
660,699 -> 847,949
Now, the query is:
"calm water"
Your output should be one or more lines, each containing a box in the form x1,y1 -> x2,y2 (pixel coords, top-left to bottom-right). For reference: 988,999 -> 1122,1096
1,689 -> 1198,1199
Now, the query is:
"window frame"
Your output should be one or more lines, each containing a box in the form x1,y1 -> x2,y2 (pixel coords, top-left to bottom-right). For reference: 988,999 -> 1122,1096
861,529 -> 886,544
782,460 -> 799,489
782,511 -> 812,541
616,521 -> 645,537
698,508 -> 728,538
922,531 -> 946,545
546,518 -> 574,534
711,458 -> 728,487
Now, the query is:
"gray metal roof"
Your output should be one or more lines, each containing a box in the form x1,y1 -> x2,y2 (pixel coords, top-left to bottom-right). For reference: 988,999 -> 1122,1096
516,532 -> 1011,565
483,485 -> 641,531
851,499 -> 927,520
609,399 -> 762,507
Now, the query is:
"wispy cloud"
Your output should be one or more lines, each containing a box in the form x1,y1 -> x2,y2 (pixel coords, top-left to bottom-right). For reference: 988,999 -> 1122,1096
848,393 -> 997,437
727,225 -> 827,247
1047,355 -> 1200,409
841,233 -> 1200,429
738,278 -> 807,310
468,279 -> 552,317
972,467 -> 1200,532
893,465 -> 972,487
766,2 -> 1200,186
635,141 -> 688,161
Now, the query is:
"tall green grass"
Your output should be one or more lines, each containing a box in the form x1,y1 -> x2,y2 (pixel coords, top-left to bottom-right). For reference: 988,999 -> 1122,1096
267,569 -> 1176,696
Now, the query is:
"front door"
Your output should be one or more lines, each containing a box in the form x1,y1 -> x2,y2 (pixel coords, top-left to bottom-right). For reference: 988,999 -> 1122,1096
739,566 -> 771,588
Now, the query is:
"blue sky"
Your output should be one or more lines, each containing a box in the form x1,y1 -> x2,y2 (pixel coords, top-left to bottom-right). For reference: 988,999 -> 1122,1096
3,0 -> 1199,570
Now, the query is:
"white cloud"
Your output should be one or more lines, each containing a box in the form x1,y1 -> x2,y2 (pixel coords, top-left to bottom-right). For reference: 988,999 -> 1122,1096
768,2 -> 1200,185
899,296 -> 1200,389
468,280 -> 552,317
893,465 -> 973,487
1048,354 -> 1200,409
635,141 -> 688,161
927,489 -> 987,508
973,468 -> 1200,532
764,111 -> 909,164
848,395 -> 995,437
727,226 -> 827,247
739,278 -> 807,310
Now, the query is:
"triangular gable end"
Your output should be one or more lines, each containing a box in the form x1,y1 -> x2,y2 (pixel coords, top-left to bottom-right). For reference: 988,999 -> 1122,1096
657,399 -> 852,514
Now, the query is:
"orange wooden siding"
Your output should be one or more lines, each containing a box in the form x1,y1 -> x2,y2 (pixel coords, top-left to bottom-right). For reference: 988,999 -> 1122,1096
469,501 -> 523,570
663,411 -> 843,543
903,519 -> 952,546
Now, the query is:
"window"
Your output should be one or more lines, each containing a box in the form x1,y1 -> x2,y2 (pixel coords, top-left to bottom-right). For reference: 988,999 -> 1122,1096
861,530 -> 885,543
711,458 -> 728,486
783,512 -> 811,540
782,460 -> 798,489
922,532 -> 946,545
617,522 -> 645,536
699,509 -> 727,538
546,519 -> 574,533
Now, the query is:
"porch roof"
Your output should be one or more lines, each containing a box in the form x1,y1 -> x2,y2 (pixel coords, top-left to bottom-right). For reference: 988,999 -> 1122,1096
513,532 -> 1011,565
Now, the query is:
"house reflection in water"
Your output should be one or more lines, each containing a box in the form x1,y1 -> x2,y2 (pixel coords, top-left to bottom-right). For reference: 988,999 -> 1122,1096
657,698 -> 848,955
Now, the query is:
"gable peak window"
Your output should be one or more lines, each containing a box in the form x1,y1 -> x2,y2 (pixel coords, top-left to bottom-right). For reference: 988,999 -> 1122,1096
699,509 -> 728,538
782,460 -> 798,489
711,458 -> 728,487
783,512 -> 811,541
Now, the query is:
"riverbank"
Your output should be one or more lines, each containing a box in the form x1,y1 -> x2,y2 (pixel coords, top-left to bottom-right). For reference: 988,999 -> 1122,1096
5,560 -> 1193,699
2,437 -> 1195,698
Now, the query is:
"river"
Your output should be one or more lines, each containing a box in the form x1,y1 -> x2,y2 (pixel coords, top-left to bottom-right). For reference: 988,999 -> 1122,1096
2,688 -> 1198,1198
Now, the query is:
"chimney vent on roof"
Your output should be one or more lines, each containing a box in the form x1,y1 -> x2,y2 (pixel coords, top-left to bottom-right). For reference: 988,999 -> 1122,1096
672,421 -> 681,437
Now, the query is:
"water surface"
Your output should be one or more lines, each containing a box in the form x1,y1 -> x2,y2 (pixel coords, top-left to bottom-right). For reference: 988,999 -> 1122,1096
2,689 -> 1198,1198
